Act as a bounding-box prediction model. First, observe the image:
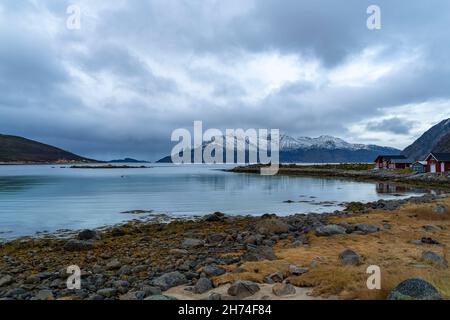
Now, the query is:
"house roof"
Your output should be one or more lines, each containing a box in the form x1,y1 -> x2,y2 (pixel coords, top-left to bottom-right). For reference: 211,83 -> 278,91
413,161 -> 427,166
390,158 -> 413,164
374,155 -> 406,162
426,153 -> 450,162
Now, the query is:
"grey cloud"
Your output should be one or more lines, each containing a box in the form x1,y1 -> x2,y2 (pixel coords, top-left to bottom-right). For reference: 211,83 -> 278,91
366,118 -> 416,135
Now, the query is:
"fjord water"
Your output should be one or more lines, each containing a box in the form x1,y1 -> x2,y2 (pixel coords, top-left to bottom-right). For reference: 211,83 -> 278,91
0,164 -> 423,239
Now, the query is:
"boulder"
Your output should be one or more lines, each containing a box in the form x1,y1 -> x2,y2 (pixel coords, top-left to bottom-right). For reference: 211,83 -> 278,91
203,265 -> 226,277
77,229 -> 100,241
422,224 -> 441,232
243,245 -> 277,261
63,239 -> 94,252
339,249 -> 362,266
227,280 -> 260,299
315,224 -> 346,237
207,233 -> 227,243
421,251 -> 448,268
264,272 -> 283,284
353,223 -> 380,234
254,219 -> 290,235
151,271 -> 188,291
105,259 -> 122,270
288,265 -> 309,276
387,278 -> 442,300
97,288 -> 117,298
204,212 -> 226,222
35,289 -> 54,301
432,204 -> 448,214
272,283 -> 296,296
182,238 -> 205,249
111,227 -> 126,237
193,277 -> 213,294
0,275 -> 14,287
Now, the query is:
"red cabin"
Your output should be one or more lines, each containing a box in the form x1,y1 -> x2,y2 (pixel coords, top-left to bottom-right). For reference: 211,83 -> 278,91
425,153 -> 450,173
374,155 -> 411,170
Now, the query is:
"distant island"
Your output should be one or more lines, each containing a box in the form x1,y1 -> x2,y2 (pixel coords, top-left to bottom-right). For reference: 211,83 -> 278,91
109,158 -> 151,163
70,164 -> 151,169
0,134 -> 99,164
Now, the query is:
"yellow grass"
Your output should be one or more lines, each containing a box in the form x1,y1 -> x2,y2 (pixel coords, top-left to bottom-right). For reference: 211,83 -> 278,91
214,198 -> 450,299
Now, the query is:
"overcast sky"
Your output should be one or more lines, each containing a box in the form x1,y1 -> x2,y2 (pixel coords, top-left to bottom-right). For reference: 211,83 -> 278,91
1,0 -> 450,161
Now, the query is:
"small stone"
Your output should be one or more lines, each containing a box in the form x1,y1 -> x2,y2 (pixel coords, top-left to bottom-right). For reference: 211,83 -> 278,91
193,278 -> 213,294
421,251 -> 448,268
387,278 -> 442,300
203,212 -> 226,222
207,233 -> 227,243
182,238 -> 205,248
315,224 -> 346,236
169,248 -> 189,256
272,283 -> 296,296
339,249 -> 362,266
144,295 -> 177,300
228,280 -> 260,299
111,227 -> 125,237
254,219 -> 290,235
208,293 -> 222,300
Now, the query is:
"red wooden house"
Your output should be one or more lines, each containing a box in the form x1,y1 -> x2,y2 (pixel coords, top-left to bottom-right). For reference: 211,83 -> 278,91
425,153 -> 450,173
374,155 -> 412,170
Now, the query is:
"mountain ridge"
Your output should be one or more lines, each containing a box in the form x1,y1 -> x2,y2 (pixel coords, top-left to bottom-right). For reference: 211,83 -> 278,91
0,134 -> 97,163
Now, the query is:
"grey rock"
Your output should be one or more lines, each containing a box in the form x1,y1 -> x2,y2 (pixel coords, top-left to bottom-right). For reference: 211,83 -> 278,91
228,280 -> 260,299
421,251 -> 448,268
289,265 -> 309,276
0,275 -> 14,287
315,224 -> 346,236
182,238 -> 205,249
272,283 -> 296,296
243,245 -> 277,261
339,249 -> 362,266
151,271 -> 188,291
97,288 -> 117,298
105,259 -> 122,270
204,212 -> 226,222
353,223 -> 380,234
207,233 -> 227,243
432,204 -> 448,214
144,295 -> 177,300
193,277 -> 213,294
169,248 -> 189,256
142,286 -> 162,296
264,272 -> 284,284
422,224 -> 441,232
111,227 -> 125,237
35,289 -> 54,300
203,265 -> 226,277
208,293 -> 223,300
77,229 -> 100,241
63,239 -> 94,251
254,219 -> 290,235
387,278 -> 442,300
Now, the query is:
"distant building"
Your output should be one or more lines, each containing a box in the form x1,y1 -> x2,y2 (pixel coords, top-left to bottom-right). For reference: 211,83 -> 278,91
374,155 -> 412,170
425,153 -> 450,173
412,161 -> 427,174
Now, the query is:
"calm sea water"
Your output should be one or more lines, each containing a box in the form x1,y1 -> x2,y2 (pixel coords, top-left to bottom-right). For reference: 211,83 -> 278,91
0,164 -> 424,239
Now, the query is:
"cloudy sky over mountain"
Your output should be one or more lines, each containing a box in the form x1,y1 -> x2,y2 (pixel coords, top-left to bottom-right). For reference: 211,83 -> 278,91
1,0 -> 450,160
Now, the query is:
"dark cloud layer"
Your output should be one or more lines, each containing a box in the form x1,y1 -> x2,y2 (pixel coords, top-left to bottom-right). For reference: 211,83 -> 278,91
1,0 -> 450,160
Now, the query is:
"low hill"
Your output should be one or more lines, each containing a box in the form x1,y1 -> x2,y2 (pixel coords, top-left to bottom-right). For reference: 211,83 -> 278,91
0,134 -> 97,163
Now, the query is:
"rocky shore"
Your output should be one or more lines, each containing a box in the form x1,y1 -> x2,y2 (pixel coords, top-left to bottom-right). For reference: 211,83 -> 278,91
230,164 -> 450,190
1,193 -> 449,300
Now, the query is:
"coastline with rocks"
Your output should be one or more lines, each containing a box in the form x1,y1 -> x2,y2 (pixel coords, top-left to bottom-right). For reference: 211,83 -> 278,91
1,189 -> 450,300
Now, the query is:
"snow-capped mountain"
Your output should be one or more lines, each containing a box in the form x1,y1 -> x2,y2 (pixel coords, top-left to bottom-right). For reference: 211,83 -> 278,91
157,133 -> 400,163
279,135 -> 369,151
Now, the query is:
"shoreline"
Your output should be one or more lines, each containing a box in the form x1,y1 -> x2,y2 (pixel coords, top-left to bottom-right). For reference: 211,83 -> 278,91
229,164 -> 450,191
1,192 -> 449,300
